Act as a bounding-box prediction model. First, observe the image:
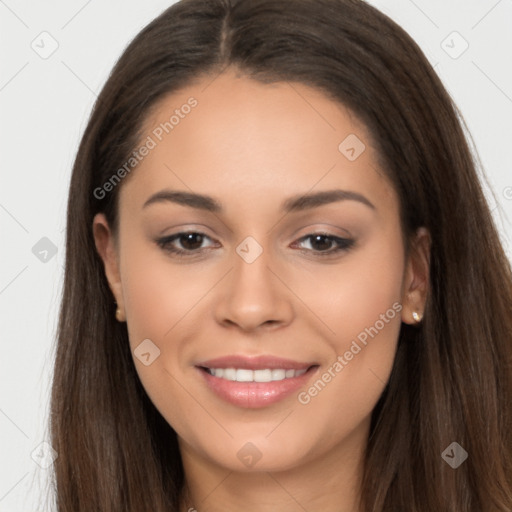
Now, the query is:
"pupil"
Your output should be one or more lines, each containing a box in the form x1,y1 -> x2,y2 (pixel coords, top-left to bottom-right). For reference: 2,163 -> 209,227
312,235 -> 331,251
182,233 -> 203,250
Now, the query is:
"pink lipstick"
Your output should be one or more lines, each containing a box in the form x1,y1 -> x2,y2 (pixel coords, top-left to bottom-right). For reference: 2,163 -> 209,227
195,355 -> 319,408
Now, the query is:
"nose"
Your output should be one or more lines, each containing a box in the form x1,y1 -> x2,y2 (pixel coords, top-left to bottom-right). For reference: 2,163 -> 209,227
213,243 -> 294,333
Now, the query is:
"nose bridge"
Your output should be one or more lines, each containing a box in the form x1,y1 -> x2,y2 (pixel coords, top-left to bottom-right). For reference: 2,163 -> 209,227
214,233 -> 293,331
234,235 -> 273,293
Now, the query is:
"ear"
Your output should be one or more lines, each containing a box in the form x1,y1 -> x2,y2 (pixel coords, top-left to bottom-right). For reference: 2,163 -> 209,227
401,226 -> 431,325
92,213 -> 125,321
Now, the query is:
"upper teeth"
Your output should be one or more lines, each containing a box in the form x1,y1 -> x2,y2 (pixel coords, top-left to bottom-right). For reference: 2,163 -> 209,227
207,368 -> 307,382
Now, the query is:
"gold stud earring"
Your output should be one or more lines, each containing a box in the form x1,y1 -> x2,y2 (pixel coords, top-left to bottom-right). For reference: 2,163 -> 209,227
412,311 -> 423,323
115,307 -> 124,322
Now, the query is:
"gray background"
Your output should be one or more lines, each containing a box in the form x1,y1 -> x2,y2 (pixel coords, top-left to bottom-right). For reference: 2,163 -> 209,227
1,0 -> 511,510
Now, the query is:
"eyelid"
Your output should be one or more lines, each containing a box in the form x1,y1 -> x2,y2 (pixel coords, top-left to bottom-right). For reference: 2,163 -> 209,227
289,223 -> 353,240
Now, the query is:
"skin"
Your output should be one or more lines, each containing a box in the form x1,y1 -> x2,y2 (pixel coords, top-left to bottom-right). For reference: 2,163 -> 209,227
93,67 -> 430,512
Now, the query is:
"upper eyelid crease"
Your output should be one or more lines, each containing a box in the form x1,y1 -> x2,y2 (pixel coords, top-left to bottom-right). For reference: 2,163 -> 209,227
142,189 -> 376,213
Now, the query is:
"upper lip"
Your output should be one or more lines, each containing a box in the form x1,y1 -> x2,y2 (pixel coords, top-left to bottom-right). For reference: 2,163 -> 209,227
196,355 -> 317,371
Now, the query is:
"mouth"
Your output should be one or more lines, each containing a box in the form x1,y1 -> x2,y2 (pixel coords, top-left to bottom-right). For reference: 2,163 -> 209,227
195,355 -> 319,408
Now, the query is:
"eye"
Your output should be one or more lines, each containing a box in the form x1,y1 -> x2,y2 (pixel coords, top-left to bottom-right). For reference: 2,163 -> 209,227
293,233 -> 355,256
156,231 -> 217,256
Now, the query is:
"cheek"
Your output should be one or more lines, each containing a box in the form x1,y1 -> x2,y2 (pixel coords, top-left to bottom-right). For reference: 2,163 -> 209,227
118,242 -> 205,432
304,228 -> 404,349
120,237 -> 212,348
294,231 -> 404,421
118,239 -> 220,417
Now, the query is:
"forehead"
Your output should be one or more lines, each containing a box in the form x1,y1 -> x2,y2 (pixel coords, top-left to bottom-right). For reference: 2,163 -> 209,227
119,68 -> 396,219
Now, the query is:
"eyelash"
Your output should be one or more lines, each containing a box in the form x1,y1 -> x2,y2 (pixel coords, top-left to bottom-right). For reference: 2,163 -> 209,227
155,231 -> 355,258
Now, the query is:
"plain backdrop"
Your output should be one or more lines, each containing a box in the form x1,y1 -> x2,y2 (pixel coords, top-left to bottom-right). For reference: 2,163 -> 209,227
1,0 -> 511,510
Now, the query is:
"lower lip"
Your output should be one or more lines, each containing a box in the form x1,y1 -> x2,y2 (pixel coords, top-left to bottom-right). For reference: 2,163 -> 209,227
196,366 -> 318,408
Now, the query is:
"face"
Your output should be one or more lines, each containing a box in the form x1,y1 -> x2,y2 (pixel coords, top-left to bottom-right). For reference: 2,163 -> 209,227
94,68 -> 429,476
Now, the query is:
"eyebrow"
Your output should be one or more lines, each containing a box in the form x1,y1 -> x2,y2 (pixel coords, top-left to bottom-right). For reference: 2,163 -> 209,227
142,188 -> 376,213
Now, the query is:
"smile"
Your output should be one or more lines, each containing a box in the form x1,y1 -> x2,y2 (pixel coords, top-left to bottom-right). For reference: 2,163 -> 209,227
195,355 -> 319,408
203,367 -> 308,382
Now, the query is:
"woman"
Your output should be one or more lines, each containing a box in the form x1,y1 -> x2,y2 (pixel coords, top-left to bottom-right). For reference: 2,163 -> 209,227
50,0 -> 512,510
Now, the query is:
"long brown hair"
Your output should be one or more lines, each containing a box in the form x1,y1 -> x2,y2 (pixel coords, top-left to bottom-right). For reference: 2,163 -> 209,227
50,0 -> 512,510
